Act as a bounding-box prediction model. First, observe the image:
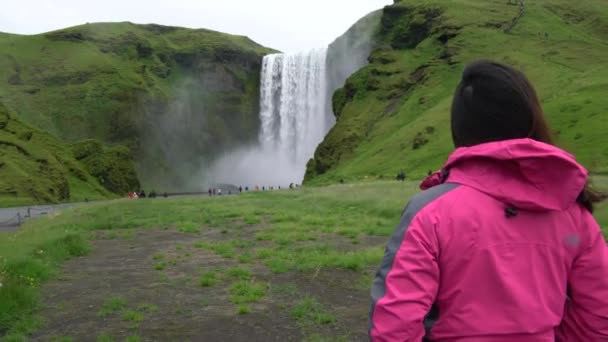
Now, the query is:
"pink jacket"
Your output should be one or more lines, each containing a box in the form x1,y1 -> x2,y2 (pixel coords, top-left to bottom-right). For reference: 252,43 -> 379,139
370,139 -> 608,341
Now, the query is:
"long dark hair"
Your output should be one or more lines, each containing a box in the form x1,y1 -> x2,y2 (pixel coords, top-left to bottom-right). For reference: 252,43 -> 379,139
450,60 -> 605,212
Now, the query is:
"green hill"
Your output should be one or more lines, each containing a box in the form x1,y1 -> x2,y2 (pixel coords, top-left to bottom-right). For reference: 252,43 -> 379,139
0,102 -> 115,206
0,22 -> 274,193
306,0 -> 608,183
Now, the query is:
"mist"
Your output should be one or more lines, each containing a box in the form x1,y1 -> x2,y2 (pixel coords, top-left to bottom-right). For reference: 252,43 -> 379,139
326,10 -> 382,101
203,145 -> 305,188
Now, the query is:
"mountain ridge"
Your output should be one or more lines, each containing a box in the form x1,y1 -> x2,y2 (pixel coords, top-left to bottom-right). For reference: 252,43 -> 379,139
306,0 -> 608,184
0,21 -> 275,205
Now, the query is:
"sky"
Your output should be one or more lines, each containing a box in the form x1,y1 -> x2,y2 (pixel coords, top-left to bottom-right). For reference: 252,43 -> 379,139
0,0 -> 392,53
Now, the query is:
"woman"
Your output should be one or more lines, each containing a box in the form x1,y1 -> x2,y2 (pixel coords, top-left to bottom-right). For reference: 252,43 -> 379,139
369,61 -> 608,341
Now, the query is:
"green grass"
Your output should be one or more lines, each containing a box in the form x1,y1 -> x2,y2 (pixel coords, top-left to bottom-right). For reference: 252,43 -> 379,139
121,310 -> 144,323
153,262 -> 167,271
305,335 -> 349,342
226,267 -> 252,280
125,335 -> 141,342
237,251 -> 253,264
229,280 -> 267,304
49,337 -> 74,342
137,303 -> 159,313
198,242 -> 235,259
199,271 -> 219,287
237,305 -> 251,314
152,253 -> 164,261
272,284 -> 299,296
243,216 -> 262,225
97,296 -> 127,317
177,222 -> 200,233
96,333 -> 114,342
1,181 -> 606,336
306,0 -> 608,183
291,297 -> 336,325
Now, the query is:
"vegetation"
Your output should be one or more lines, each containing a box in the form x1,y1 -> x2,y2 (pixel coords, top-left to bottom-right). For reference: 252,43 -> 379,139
199,271 -> 219,287
0,102 -> 113,206
229,280 -> 267,304
306,0 -> 608,183
237,305 -> 250,314
71,139 -> 140,195
291,297 -> 336,325
96,333 -> 114,342
1,180 -> 606,339
0,22 -> 275,194
0,2 -> 605,340
97,296 -> 127,317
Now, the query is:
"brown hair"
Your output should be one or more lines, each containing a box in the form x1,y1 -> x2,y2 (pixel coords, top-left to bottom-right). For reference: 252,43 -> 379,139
450,60 -> 604,212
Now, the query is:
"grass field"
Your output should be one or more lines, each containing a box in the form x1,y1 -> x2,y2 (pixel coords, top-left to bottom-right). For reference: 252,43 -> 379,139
1,180 -> 607,341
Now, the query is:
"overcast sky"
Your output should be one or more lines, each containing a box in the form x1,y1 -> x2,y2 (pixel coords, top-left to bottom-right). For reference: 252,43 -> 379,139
0,0 -> 392,52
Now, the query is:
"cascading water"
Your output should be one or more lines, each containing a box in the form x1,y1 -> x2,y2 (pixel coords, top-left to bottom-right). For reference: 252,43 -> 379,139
259,49 -> 332,172
205,49 -> 333,187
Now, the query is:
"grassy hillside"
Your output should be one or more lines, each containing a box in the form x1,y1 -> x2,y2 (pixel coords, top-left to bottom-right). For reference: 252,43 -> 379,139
0,102 -> 113,207
0,22 -> 274,191
306,0 -> 608,183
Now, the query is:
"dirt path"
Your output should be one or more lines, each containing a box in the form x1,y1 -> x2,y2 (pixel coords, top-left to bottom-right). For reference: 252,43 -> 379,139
32,227 -> 377,341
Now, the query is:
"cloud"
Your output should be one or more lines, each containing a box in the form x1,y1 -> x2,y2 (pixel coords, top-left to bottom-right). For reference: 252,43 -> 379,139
0,0 -> 392,52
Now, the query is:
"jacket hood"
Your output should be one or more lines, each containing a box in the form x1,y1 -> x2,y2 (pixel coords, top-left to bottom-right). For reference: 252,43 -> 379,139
421,139 -> 588,211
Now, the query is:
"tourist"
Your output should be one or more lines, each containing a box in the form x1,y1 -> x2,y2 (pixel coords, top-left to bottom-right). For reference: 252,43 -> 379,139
396,170 -> 406,181
369,61 -> 608,341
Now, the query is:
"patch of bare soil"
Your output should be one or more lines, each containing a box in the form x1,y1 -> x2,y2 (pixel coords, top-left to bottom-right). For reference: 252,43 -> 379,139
31,229 -> 301,342
268,268 -> 373,342
32,226 -> 382,341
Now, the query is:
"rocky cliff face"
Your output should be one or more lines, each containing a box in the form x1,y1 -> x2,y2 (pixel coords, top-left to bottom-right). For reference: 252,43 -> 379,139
137,42 -> 267,190
304,10 -> 383,179
325,10 -> 383,103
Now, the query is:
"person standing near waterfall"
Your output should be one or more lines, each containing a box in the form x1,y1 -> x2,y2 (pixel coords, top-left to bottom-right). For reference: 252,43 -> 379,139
369,61 -> 608,341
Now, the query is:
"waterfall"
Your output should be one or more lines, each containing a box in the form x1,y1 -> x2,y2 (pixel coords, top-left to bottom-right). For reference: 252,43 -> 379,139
204,49 -> 333,187
259,49 -> 332,167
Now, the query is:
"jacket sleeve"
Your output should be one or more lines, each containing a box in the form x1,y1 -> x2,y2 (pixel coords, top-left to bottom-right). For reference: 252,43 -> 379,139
369,208 -> 440,342
556,214 -> 608,341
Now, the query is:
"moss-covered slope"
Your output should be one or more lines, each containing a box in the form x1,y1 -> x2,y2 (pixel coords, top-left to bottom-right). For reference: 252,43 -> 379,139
0,22 -> 274,191
0,102 -> 116,206
306,0 -> 608,184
